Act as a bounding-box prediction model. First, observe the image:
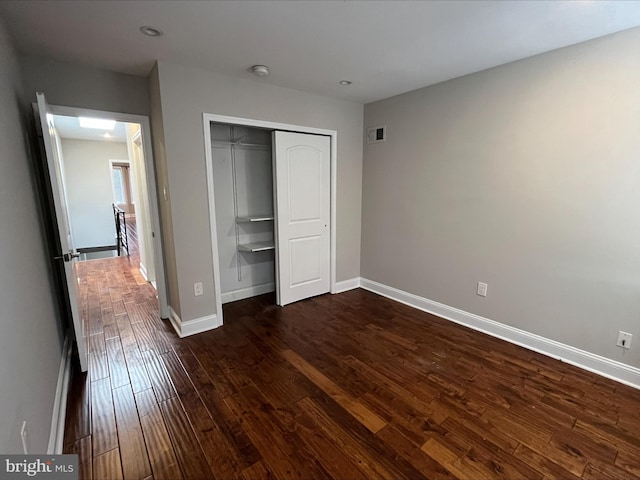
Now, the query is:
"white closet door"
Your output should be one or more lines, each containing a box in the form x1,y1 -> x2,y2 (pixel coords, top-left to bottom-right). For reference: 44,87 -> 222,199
273,131 -> 330,306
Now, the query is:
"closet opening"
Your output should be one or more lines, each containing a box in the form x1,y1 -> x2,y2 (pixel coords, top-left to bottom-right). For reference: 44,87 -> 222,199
203,114 -> 338,325
210,123 -> 276,304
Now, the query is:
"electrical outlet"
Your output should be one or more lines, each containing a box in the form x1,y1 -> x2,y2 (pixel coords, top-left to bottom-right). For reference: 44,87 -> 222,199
617,331 -> 632,349
194,282 -> 203,297
20,421 -> 28,454
477,282 -> 488,297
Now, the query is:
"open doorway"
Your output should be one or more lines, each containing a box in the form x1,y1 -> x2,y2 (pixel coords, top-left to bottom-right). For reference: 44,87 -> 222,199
47,105 -> 168,320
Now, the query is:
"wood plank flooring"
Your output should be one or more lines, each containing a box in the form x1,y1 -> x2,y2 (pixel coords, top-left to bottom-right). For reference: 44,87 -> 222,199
63,256 -> 640,479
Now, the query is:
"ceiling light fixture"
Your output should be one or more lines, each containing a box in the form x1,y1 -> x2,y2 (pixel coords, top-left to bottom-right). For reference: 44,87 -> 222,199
79,117 -> 116,130
339,80 -> 352,85
251,65 -> 270,77
104,133 -> 112,139
140,26 -> 163,37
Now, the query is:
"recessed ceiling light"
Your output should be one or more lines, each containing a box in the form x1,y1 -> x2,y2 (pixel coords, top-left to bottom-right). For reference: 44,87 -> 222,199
339,80 -> 352,85
79,117 -> 116,130
250,65 -> 270,77
104,133 -> 112,138
140,26 -> 163,37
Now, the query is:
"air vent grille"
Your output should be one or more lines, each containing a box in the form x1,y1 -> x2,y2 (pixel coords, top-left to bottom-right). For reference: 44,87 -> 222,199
367,126 -> 386,144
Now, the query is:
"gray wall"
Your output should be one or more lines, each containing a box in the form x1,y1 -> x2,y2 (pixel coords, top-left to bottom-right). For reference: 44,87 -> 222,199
148,64 -> 180,316
60,138 -> 129,248
0,18 -> 64,453
155,61 -> 363,322
19,54 -> 150,116
362,27 -> 640,367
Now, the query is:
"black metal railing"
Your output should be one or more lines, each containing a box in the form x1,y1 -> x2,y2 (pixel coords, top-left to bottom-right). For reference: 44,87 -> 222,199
113,204 -> 129,256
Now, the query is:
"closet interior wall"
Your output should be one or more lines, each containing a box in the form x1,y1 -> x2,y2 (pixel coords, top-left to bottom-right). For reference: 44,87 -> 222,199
210,122 -> 275,303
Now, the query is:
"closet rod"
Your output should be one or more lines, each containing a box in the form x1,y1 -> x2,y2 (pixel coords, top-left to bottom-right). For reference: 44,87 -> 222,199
211,141 -> 270,149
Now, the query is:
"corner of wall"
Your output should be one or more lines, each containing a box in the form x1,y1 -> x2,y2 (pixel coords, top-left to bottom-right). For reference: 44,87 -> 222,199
148,62 -> 181,319
168,306 -> 221,338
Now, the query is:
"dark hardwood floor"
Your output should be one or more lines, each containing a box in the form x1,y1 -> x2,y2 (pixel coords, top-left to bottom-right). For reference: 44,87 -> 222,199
63,256 -> 640,480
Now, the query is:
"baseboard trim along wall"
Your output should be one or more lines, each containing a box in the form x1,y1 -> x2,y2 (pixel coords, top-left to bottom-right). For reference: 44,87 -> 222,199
221,283 -> 275,304
139,263 -> 149,282
48,334 -> 72,454
333,278 -> 361,294
358,278 -> 640,390
169,307 -> 221,338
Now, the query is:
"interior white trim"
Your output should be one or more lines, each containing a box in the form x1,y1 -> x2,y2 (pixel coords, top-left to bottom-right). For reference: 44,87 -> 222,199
49,104 -> 170,320
221,283 -> 275,304
202,113 -> 338,326
47,334 -> 72,454
169,307 -> 221,338
139,262 -> 148,282
334,278 -> 361,294
359,277 -> 640,390
330,134 -> 337,294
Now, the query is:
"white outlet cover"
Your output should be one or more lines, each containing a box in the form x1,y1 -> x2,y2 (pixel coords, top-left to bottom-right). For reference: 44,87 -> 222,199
617,331 -> 632,349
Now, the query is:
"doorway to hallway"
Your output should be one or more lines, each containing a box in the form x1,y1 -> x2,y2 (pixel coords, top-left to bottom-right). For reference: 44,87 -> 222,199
35,95 -> 169,379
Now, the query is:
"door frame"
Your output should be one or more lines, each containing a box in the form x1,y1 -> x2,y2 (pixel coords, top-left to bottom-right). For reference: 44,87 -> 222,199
50,104 -> 170,319
202,113 -> 338,325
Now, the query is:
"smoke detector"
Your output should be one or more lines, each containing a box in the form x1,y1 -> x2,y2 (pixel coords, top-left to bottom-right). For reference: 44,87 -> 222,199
251,65 -> 270,77
140,26 -> 163,37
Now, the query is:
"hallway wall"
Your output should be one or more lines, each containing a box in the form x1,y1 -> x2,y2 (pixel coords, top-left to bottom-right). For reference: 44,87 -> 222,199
19,54 -> 150,116
0,18 -> 65,454
60,138 -> 129,249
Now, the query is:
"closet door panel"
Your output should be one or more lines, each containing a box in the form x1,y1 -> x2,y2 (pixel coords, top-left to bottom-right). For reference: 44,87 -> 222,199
274,131 -> 330,306
287,147 -> 322,222
289,235 -> 322,286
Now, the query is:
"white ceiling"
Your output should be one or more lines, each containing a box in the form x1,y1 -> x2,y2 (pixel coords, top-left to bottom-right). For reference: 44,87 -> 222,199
53,115 -> 127,142
1,1 -> 640,103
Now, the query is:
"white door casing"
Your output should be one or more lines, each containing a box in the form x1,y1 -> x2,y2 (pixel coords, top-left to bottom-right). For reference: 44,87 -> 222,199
35,92 -> 88,372
273,131 -> 331,306
49,104 -> 169,320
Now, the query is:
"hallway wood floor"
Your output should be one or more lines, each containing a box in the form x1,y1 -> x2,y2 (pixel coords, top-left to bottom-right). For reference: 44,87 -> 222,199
63,257 -> 640,480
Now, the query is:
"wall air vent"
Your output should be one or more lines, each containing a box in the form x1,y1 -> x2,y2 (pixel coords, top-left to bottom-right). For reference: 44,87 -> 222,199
367,125 -> 386,144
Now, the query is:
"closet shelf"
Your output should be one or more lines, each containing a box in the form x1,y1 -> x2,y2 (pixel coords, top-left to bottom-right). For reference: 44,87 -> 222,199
236,215 -> 274,223
238,242 -> 275,253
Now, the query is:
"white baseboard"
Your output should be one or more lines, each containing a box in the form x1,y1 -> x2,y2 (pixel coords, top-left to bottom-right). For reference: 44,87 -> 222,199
359,278 -> 640,390
333,277 -> 361,294
221,283 -> 275,304
139,263 -> 148,282
47,334 -> 72,454
169,307 -> 221,338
